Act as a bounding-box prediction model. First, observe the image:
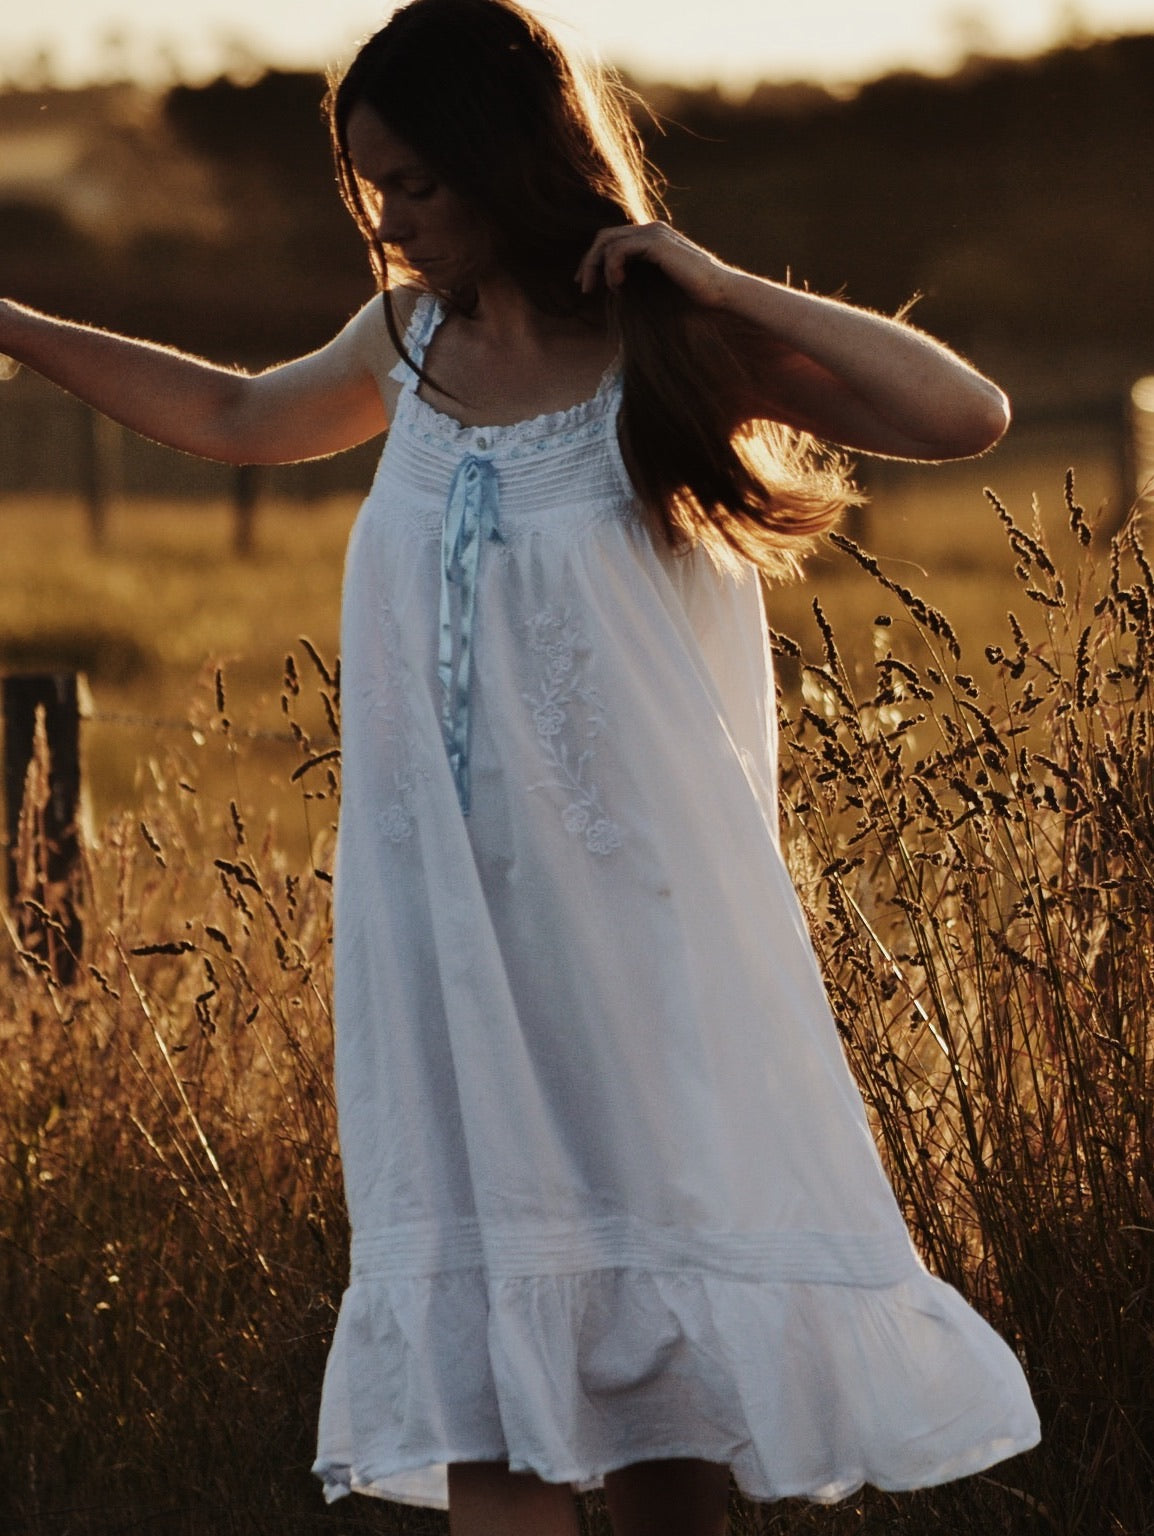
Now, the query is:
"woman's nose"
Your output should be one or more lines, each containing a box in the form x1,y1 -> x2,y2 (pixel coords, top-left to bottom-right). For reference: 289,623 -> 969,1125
375,198 -> 413,248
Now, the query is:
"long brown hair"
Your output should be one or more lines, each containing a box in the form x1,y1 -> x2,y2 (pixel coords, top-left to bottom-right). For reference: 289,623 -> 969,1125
326,0 -> 857,576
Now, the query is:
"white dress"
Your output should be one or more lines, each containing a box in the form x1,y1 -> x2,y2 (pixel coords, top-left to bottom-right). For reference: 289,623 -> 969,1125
312,294 -> 1039,1508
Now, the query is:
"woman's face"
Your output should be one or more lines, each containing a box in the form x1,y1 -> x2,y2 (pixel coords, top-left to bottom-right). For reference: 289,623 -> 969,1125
345,101 -> 494,289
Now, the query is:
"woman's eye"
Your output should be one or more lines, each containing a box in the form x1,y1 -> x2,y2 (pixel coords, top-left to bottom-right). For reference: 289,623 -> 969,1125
406,182 -> 437,200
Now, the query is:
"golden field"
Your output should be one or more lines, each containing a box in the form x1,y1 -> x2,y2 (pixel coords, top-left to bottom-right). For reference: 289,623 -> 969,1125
0,414 -> 1121,838
2,425 -> 1150,1535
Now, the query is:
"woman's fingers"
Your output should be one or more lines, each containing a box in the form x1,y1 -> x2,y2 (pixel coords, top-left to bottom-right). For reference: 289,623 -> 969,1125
575,226 -> 630,292
576,223 -> 732,304
576,223 -> 672,291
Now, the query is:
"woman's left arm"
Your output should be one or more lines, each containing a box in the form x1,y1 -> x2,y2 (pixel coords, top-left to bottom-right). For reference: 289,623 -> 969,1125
577,223 -> 1010,461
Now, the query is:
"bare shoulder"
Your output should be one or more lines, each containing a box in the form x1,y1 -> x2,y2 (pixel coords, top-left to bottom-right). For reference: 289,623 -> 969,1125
349,285 -> 425,404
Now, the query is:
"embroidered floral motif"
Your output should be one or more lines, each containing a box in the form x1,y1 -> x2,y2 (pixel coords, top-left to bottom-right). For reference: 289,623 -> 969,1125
586,817 -> 623,855
561,803 -> 589,836
533,702 -> 566,738
362,596 -> 428,843
523,608 -> 622,855
378,801 -> 415,843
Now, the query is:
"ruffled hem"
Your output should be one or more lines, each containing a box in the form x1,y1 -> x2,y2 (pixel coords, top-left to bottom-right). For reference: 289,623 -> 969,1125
313,1264 -> 1040,1510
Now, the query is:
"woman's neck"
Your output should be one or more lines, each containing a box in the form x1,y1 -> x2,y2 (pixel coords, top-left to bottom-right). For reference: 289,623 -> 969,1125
458,270 -> 606,346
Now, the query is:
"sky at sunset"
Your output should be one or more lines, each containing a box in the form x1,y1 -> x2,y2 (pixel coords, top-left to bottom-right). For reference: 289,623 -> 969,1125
2,0 -> 1154,91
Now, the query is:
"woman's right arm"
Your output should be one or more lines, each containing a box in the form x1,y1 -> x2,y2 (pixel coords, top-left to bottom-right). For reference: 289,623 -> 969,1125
0,295 -> 398,465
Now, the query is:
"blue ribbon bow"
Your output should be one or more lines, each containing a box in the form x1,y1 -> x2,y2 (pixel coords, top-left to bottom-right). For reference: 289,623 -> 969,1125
439,453 -> 502,815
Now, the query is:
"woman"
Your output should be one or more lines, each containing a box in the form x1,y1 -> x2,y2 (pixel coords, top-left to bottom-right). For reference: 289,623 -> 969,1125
0,2 -> 1039,1532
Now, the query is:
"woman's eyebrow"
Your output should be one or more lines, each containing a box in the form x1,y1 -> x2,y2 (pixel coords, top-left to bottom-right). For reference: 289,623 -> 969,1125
357,164 -> 434,188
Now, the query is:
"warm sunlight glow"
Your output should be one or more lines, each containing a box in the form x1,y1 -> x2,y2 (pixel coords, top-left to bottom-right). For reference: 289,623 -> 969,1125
2,0 -> 1153,89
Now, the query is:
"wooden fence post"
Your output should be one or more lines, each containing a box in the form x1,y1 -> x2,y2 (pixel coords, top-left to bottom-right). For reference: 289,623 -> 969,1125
79,405 -> 119,550
2,673 -> 84,984
233,463 -> 261,557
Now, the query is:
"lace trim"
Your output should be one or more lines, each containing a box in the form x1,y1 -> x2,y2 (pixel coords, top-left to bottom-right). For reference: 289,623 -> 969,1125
522,607 -> 622,856
386,291 -> 441,387
403,365 -> 622,452
390,294 -> 623,452
399,406 -> 618,470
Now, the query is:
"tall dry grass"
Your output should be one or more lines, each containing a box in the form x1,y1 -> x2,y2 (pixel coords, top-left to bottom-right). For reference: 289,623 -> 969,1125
2,475 -> 1152,1534
770,473 -> 1154,1535
0,648 -> 370,1535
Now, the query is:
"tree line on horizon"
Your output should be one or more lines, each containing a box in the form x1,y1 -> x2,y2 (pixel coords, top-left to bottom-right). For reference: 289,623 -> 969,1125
0,31 -> 1152,417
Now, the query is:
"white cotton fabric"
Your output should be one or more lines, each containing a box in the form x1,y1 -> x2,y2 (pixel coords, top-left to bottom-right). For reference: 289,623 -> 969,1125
312,294 -> 1040,1508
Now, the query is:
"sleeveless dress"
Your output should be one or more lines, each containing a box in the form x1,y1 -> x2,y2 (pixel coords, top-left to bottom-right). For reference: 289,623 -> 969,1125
312,294 -> 1039,1508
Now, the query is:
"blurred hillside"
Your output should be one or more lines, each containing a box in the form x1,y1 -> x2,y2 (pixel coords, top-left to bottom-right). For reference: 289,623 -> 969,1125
645,36 -> 1154,419
0,74 -> 367,363
0,33 -> 1152,411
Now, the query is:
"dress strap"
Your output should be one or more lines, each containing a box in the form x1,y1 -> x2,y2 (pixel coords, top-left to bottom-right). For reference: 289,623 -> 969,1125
387,292 -> 444,387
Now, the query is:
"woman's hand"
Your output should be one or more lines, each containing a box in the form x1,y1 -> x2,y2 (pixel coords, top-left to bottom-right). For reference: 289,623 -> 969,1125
576,223 -> 737,308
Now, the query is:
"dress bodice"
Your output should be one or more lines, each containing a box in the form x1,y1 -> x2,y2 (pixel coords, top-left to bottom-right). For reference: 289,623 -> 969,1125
378,293 -> 635,542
